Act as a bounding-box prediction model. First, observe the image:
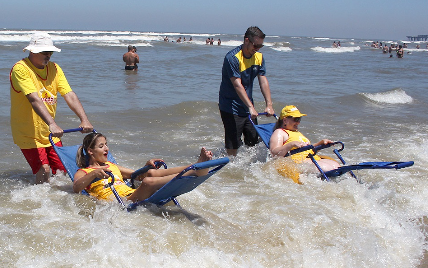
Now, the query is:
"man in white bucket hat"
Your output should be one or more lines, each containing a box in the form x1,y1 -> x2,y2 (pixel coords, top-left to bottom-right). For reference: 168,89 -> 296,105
23,32 -> 62,53
10,32 -> 93,184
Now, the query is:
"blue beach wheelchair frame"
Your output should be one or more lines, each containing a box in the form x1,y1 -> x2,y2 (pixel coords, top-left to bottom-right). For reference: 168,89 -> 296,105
49,128 -> 229,211
249,113 -> 414,183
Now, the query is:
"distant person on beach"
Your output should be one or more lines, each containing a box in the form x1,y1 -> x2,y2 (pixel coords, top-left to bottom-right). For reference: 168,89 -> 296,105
383,44 -> 389,53
210,38 -> 214,45
397,45 -> 404,58
189,37 -> 193,42
269,105 -> 340,182
176,37 -> 182,43
9,32 -> 93,184
218,38 -> 221,46
73,132 -> 213,201
164,36 -> 169,42
332,41 -> 337,48
123,45 -> 139,70
218,26 -> 275,156
206,37 -> 210,45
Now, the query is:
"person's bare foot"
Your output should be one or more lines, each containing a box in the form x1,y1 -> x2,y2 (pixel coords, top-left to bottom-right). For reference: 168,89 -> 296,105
196,147 -> 213,176
197,147 -> 213,162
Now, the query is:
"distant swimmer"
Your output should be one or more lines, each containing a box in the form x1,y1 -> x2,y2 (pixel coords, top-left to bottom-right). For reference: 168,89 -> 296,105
218,38 -> 221,46
176,37 -> 182,43
206,37 -> 210,45
123,45 -> 139,70
332,41 -> 337,48
164,36 -> 169,42
382,44 -> 389,53
396,45 -> 404,58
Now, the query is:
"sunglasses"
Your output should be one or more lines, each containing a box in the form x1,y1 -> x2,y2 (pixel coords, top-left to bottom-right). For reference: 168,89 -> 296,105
40,51 -> 54,56
287,117 -> 301,122
248,38 -> 264,49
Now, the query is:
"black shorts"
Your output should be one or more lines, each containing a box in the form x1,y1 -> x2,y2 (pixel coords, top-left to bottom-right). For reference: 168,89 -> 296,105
220,110 -> 259,150
125,65 -> 138,70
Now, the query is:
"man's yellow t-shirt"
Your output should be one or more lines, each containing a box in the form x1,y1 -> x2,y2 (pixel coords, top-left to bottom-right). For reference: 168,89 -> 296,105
10,57 -> 72,149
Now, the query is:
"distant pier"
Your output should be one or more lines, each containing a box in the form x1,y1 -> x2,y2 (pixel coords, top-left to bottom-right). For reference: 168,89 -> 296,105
406,35 -> 428,41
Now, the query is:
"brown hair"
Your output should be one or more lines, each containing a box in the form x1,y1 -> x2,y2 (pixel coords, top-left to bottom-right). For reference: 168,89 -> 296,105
76,132 -> 106,168
274,118 -> 284,130
244,26 -> 266,40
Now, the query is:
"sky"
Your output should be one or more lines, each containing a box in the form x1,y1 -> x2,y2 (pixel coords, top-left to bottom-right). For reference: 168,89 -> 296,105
1,0 -> 427,40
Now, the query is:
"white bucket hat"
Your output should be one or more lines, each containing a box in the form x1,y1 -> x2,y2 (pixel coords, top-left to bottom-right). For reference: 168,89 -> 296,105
23,32 -> 61,53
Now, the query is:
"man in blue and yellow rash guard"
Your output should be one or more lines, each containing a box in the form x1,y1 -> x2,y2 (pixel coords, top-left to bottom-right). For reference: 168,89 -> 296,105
219,26 -> 275,156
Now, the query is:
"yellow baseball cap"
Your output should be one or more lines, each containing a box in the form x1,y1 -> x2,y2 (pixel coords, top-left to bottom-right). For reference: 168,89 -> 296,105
279,105 -> 307,120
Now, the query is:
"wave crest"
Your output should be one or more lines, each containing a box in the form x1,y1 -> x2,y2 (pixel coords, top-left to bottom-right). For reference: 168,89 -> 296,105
311,46 -> 361,53
360,88 -> 413,104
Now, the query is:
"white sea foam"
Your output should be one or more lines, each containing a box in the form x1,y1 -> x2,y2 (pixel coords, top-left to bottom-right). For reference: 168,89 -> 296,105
1,29 -> 428,267
271,47 -> 292,52
311,46 -> 361,53
360,88 -> 413,104
404,48 -> 428,52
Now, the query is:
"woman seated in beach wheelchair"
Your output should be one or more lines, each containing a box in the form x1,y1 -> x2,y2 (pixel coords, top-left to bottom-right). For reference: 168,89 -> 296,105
261,105 -> 413,184
268,105 -> 341,183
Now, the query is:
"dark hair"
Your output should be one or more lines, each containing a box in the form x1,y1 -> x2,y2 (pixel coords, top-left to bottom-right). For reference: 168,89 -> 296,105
274,118 -> 283,130
76,132 -> 106,168
244,26 -> 266,40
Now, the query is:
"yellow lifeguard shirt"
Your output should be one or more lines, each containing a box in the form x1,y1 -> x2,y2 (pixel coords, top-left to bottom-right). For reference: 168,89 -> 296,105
10,58 -> 72,149
79,162 -> 135,200
282,129 -> 321,163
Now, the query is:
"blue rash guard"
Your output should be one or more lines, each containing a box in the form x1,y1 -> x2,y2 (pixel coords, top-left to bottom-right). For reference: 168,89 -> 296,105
218,45 -> 266,117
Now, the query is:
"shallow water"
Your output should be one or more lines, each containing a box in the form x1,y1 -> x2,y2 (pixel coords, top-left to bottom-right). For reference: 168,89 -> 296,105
1,30 -> 428,267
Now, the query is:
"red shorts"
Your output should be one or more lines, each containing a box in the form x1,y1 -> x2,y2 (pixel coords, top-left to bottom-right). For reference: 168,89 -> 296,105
21,141 -> 66,174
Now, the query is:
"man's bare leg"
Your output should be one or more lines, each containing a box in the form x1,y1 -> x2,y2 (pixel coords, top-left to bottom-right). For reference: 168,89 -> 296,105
35,164 -> 50,184
226,148 -> 237,156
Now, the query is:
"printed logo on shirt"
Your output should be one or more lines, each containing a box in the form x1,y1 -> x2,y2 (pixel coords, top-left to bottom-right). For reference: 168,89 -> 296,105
299,136 -> 310,143
102,174 -> 125,189
39,87 -> 56,105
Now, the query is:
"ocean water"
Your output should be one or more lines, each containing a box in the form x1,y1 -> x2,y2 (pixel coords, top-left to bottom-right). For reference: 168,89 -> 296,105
1,29 -> 428,268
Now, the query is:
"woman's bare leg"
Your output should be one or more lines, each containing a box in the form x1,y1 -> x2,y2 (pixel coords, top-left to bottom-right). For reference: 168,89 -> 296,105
127,148 -> 213,202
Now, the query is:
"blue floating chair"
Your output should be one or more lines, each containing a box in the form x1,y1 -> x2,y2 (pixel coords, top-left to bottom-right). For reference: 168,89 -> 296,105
49,128 -> 229,211
249,113 -> 414,182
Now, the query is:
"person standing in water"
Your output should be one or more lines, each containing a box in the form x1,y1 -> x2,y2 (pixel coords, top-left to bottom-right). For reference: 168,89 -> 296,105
123,45 -> 139,70
9,32 -> 93,184
218,26 -> 275,156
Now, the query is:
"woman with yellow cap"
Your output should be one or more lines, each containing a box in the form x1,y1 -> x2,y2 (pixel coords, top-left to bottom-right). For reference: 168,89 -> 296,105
269,105 -> 340,182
